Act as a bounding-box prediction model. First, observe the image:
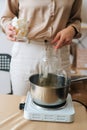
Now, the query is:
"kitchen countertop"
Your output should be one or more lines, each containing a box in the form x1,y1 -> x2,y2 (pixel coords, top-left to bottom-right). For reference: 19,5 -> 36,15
0,94 -> 87,130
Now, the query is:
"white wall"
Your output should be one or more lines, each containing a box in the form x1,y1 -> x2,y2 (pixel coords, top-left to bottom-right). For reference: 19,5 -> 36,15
81,0 -> 87,23
0,1 -> 13,54
0,0 -> 13,94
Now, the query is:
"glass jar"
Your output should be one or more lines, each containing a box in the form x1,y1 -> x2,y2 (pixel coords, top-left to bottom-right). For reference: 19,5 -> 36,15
39,41 -> 70,87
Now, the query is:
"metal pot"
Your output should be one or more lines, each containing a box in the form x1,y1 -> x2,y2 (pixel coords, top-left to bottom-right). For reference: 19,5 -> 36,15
29,71 -> 87,107
29,73 -> 70,107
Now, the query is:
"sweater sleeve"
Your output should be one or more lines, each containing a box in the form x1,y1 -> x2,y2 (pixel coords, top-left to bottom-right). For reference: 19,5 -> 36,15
66,0 -> 82,38
0,0 -> 19,33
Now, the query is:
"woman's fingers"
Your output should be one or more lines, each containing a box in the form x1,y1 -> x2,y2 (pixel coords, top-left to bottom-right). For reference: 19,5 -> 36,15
6,24 -> 16,41
54,39 -> 64,49
8,24 -> 15,31
51,26 -> 74,49
55,39 -> 72,49
7,34 -> 16,41
51,33 -> 60,44
51,32 -> 65,49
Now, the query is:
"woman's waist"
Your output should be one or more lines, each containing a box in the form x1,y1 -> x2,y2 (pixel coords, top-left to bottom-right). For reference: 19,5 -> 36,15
27,38 -> 51,45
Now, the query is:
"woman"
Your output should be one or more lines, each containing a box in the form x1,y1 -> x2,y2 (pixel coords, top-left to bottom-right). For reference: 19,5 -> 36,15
0,0 -> 82,95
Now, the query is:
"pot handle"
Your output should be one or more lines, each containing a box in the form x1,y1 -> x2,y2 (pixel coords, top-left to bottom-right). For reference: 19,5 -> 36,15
71,76 -> 87,82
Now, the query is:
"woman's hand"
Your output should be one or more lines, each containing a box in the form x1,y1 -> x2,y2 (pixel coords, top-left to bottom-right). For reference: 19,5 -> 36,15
5,24 -> 16,41
51,26 -> 75,49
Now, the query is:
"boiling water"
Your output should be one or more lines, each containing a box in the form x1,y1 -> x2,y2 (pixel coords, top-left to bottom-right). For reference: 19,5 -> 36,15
38,73 -> 69,87
31,73 -> 70,95
38,73 -> 70,99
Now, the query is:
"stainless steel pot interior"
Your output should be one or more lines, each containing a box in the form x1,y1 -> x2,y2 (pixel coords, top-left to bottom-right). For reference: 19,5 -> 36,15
29,73 -> 70,107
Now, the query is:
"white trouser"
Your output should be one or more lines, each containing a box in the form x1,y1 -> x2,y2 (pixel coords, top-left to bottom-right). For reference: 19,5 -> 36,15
10,41 -> 70,96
